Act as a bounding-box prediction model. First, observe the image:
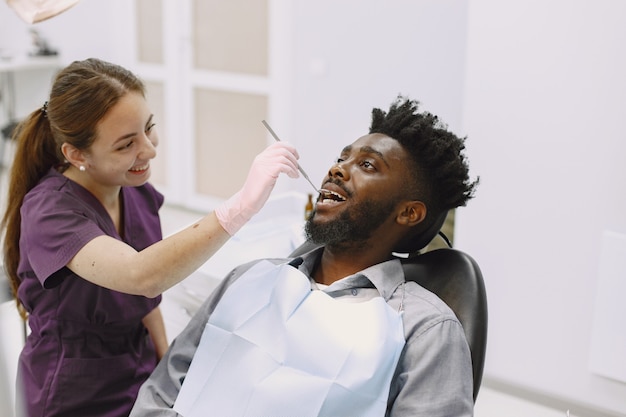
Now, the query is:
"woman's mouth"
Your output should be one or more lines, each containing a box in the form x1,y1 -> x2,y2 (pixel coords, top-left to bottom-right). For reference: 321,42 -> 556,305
129,164 -> 149,174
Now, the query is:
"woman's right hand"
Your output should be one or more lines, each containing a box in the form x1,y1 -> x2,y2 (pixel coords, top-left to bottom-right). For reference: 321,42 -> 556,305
215,142 -> 300,235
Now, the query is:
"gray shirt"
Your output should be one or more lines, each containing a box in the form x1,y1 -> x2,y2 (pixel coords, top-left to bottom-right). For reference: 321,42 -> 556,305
130,248 -> 474,416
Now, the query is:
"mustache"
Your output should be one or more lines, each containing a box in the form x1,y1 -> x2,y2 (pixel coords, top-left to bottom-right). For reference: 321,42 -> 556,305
322,178 -> 353,198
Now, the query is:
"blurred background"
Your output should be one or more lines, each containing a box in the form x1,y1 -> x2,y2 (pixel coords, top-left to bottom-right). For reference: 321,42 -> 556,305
1,1 -> 625,416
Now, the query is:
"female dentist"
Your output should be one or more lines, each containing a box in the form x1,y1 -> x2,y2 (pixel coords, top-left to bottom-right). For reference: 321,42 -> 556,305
1,57 -> 300,417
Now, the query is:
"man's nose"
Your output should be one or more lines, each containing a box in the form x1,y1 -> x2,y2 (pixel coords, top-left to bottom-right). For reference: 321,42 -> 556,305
328,161 -> 349,180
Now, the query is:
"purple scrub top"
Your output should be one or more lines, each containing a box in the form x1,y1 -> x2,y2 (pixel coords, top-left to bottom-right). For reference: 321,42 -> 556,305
16,168 -> 164,417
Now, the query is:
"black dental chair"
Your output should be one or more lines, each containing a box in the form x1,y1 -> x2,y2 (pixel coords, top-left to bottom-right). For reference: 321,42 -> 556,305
400,246 -> 487,402
289,213 -> 488,402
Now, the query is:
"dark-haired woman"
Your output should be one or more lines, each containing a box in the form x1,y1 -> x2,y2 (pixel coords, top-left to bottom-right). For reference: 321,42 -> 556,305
1,58 -> 300,416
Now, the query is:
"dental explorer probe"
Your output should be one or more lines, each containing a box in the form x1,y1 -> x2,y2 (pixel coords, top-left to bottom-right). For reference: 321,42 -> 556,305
261,120 -> 320,193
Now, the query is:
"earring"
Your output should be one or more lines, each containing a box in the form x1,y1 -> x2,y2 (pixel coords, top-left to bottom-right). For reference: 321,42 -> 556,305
79,165 -> 86,172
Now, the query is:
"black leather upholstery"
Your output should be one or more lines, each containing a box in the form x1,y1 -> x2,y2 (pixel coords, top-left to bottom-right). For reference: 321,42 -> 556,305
401,248 -> 487,401
289,242 -> 488,402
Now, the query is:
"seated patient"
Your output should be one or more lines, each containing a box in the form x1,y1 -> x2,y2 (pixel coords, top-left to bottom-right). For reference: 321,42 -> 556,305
130,96 -> 479,417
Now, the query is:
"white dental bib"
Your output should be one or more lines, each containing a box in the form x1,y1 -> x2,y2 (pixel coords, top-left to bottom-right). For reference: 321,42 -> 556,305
174,260 -> 406,417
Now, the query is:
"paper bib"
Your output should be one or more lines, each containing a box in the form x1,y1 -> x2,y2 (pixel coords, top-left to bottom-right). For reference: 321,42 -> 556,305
174,260 -> 405,417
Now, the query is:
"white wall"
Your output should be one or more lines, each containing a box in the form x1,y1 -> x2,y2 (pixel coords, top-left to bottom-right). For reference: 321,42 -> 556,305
456,0 -> 626,415
287,0 -> 468,191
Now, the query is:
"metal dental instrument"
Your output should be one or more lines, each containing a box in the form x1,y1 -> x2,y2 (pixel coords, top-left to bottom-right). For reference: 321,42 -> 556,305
261,120 -> 320,193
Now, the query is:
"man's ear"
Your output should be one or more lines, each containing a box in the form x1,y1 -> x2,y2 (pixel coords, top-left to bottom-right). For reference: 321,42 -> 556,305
61,142 -> 87,168
396,201 -> 427,226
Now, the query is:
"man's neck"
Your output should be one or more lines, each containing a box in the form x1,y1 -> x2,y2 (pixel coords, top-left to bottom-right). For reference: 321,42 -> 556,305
313,243 -> 393,286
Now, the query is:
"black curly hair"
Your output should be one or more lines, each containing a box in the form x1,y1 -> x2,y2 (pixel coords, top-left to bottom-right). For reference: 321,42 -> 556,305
369,96 -> 478,251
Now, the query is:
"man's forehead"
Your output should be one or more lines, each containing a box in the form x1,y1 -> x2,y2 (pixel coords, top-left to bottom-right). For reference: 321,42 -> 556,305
345,132 -> 381,145
343,133 -> 402,156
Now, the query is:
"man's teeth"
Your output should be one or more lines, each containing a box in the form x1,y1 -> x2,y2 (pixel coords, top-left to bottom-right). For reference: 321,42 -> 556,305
320,189 -> 346,202
130,165 -> 148,172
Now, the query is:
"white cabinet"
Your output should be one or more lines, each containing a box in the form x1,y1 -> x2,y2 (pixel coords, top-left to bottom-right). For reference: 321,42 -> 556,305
127,0 -> 293,212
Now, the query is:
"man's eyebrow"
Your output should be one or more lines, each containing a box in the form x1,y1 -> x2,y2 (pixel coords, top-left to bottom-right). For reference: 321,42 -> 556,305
341,144 -> 390,167
359,145 -> 390,167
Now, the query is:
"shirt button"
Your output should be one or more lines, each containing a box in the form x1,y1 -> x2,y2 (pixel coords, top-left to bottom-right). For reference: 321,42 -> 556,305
351,289 -> 358,296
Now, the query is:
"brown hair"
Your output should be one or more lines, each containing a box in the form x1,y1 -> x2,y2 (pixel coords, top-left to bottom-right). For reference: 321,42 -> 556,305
1,58 -> 145,318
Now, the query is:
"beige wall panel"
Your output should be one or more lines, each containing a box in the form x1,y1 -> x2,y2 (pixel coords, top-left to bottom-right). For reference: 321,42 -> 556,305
136,0 -> 163,64
193,0 -> 268,75
194,89 -> 268,198
144,81 -> 167,187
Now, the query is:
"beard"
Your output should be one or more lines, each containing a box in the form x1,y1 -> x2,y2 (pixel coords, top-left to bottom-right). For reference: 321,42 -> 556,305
304,196 -> 399,249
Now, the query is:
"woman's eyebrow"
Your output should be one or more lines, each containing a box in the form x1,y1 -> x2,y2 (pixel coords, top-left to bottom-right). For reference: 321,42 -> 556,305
113,132 -> 137,144
144,114 -> 154,128
113,115 -> 154,144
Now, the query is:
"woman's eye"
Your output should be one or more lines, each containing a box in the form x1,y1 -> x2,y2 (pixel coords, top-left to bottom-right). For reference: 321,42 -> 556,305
118,141 -> 134,151
146,123 -> 156,133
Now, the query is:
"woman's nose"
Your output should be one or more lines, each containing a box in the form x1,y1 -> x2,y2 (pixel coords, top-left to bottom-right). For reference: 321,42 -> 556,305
140,133 -> 158,159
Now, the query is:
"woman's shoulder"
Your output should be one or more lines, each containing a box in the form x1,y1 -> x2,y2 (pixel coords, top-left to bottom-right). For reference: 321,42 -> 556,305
124,182 -> 165,210
24,169 -> 83,206
32,167 -> 68,189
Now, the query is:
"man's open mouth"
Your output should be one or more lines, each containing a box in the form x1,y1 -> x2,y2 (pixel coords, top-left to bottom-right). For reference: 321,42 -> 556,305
318,189 -> 347,203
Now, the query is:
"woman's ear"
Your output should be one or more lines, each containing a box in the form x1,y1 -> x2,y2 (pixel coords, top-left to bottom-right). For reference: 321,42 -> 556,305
61,143 -> 87,169
396,201 -> 427,226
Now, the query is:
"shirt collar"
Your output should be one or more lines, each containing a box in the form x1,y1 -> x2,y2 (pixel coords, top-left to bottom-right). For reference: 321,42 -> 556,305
295,247 -> 405,302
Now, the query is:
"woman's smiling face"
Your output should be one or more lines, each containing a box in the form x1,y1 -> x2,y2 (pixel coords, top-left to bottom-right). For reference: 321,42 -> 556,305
85,92 -> 158,188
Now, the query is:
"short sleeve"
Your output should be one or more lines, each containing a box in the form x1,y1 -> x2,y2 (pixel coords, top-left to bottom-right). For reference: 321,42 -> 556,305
20,189 -> 108,288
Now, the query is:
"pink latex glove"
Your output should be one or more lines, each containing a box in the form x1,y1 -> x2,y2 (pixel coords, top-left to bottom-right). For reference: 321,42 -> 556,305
215,142 -> 300,235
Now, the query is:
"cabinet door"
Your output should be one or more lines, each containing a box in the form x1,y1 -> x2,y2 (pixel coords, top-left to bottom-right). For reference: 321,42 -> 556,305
133,0 -> 285,210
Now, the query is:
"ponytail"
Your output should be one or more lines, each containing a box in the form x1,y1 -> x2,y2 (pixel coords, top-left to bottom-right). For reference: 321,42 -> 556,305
1,107 -> 62,319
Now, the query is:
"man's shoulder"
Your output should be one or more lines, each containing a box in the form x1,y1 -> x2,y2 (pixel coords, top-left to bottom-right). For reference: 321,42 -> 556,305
401,281 -> 461,333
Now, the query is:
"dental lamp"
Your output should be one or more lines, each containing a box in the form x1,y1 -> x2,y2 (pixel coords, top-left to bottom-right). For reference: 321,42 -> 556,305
5,0 -> 80,24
